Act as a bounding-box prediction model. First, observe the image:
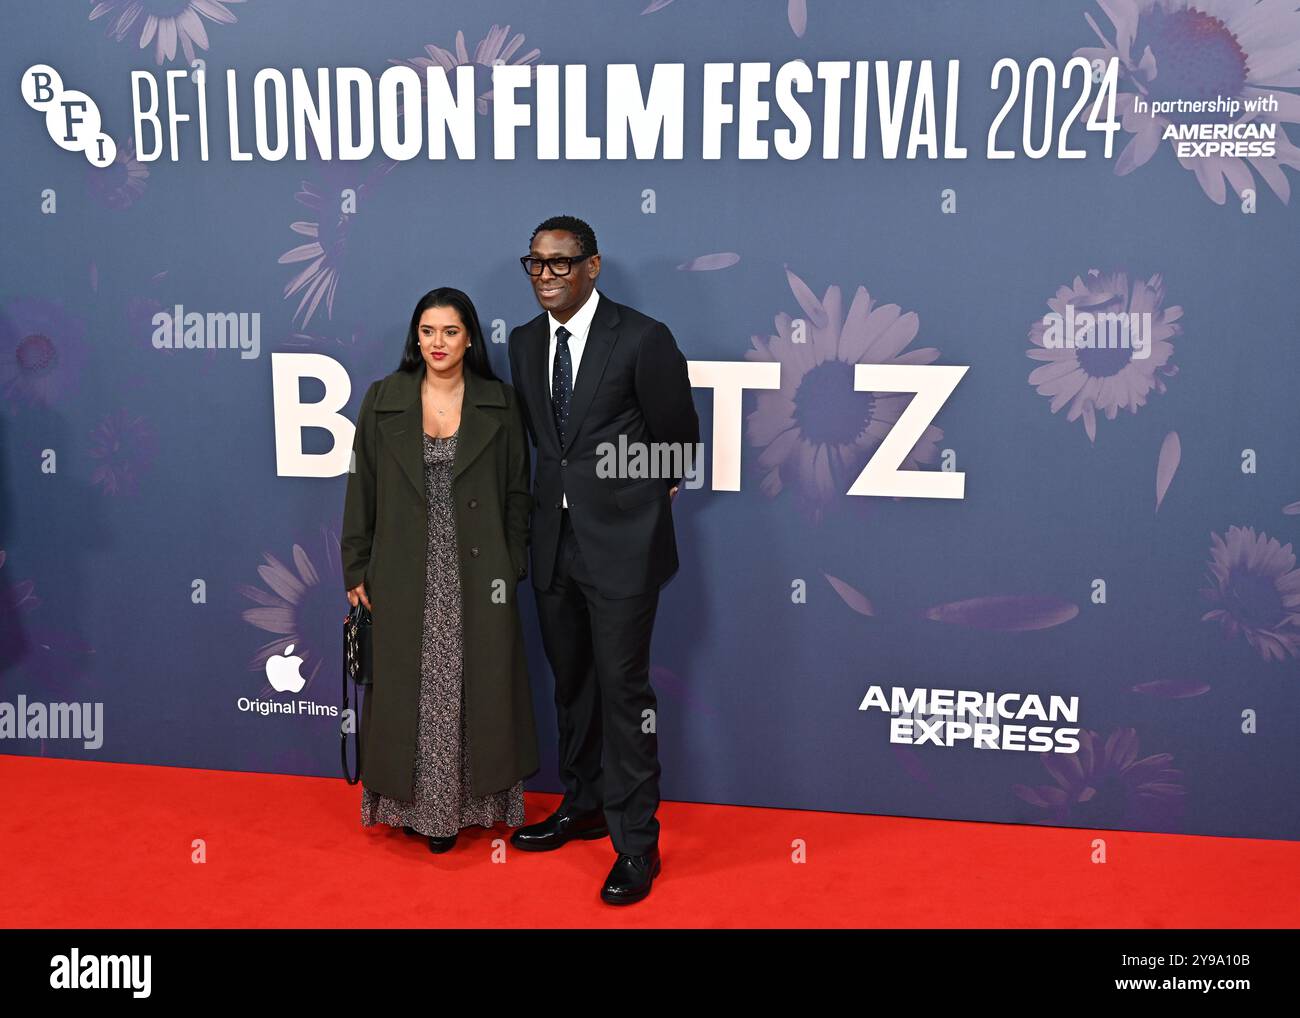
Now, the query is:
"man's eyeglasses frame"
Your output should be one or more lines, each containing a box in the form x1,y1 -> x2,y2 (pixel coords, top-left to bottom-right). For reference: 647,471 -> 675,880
520,253 -> 596,277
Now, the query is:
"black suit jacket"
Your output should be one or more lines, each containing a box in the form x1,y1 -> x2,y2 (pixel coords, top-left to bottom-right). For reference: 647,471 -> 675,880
508,291 -> 700,599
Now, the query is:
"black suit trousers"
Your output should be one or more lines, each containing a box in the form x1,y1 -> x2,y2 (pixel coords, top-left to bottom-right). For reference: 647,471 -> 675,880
534,508 -> 661,856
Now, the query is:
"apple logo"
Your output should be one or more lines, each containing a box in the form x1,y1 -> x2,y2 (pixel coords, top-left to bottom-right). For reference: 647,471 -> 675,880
266,644 -> 306,693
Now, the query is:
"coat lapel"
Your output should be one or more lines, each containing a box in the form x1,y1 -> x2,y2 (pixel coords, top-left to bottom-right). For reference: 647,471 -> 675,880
375,365 -> 505,504
375,371 -> 423,501
529,315 -> 559,454
454,369 -> 504,480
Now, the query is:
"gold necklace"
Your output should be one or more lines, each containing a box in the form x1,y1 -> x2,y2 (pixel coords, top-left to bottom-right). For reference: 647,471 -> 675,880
423,378 -> 464,417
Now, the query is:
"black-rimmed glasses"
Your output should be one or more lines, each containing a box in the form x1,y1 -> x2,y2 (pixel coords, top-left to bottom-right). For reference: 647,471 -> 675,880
520,254 -> 595,277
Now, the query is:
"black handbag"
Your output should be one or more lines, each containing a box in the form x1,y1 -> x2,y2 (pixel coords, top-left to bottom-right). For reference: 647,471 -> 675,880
340,600 -> 373,785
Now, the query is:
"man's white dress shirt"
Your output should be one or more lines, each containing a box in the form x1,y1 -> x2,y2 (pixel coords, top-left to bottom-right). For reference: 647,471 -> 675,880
547,287 -> 601,508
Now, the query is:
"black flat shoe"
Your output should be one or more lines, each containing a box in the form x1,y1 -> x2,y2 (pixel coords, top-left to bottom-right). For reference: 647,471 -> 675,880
509,808 -> 608,852
426,833 -> 458,854
600,847 -> 660,905
402,826 -> 421,837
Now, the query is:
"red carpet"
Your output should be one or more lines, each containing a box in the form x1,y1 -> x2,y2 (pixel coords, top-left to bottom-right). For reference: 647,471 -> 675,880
2,755 -> 1296,928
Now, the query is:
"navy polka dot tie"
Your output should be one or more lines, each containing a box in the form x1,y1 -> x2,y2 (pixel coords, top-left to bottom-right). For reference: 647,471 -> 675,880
551,325 -> 572,446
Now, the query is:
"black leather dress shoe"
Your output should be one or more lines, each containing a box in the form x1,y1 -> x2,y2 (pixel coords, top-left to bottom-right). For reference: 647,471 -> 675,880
600,847 -> 661,905
509,808 -> 609,852
402,826 -> 421,837
426,832 -> 458,854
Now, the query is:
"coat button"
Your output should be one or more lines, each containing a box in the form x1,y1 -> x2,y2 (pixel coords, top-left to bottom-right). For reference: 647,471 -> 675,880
560,458 -> 567,467
470,546 -> 479,558
467,498 -> 478,508
554,501 -> 561,509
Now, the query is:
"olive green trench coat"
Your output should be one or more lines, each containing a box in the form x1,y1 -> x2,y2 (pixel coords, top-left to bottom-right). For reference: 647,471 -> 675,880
340,364 -> 539,800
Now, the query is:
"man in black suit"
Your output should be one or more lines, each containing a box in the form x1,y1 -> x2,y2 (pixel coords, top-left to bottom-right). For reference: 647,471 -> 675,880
507,215 -> 699,905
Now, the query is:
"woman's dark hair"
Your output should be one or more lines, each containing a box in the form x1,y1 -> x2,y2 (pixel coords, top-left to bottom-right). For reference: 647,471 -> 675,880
397,286 -> 499,380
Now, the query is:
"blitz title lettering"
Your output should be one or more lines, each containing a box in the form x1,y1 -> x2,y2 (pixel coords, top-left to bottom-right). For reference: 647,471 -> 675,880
269,354 -> 969,499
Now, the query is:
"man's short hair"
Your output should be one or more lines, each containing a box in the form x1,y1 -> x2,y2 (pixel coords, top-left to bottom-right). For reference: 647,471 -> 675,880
531,215 -> 598,257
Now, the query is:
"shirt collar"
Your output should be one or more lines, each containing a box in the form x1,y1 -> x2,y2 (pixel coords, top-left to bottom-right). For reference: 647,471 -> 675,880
547,287 -> 601,342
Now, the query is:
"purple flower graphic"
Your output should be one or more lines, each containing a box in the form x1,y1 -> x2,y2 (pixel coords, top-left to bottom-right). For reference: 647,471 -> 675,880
0,550 -> 41,672
0,552 -> 94,699
642,0 -> 806,37
1155,430 -> 1181,510
124,283 -> 220,377
89,0 -> 244,66
0,551 -> 40,618
892,744 -> 937,790
789,0 -> 808,37
239,527 -> 344,694
1013,727 -> 1185,828
1201,524 -> 1300,662
745,269 -> 944,523
0,625 -> 96,702
279,182 -> 350,329
86,135 -> 149,210
88,409 -> 160,496
277,323 -> 374,378
278,169 -> 381,329
127,295 -> 167,353
824,572 -> 876,616
279,323 -> 370,355
924,595 -> 1080,631
0,298 -> 89,414
1131,678 -> 1211,697
1076,0 -> 1300,204
390,23 -> 541,116
676,252 -> 740,271
1026,270 -> 1180,442
650,665 -> 717,718
1,553 -> 92,708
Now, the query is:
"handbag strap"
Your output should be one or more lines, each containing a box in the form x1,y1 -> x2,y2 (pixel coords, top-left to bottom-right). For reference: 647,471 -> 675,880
341,608 -> 364,784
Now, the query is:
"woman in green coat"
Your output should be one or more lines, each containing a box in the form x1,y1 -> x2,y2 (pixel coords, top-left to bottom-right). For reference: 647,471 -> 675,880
342,287 -> 539,854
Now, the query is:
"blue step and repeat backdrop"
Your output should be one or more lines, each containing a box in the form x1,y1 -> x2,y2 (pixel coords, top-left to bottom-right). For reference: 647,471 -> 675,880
2,1 -> 1297,840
